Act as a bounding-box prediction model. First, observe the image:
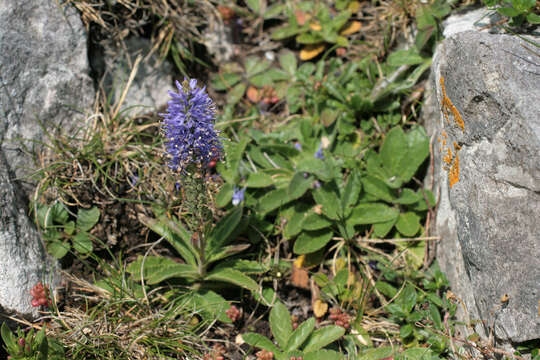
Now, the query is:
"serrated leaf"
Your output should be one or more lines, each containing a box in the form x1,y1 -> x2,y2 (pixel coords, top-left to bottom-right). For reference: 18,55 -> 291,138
303,325 -> 345,352
348,203 -> 399,225
190,290 -> 231,323
205,268 -> 259,292
72,232 -> 93,254
395,212 -> 421,237
245,57 -> 272,77
293,229 -> 333,254
242,333 -> 281,354
77,207 -> 100,232
286,317 -> 315,351
270,302 -> 293,349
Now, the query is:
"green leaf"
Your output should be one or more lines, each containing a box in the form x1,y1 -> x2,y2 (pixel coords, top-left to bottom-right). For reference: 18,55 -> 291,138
227,82 -> 247,105
72,232 -> 93,254
527,12 -> 540,24
288,172 -> 313,199
245,57 -> 272,77
302,213 -> 332,231
211,73 -> 242,90
272,25 -> 302,40
400,126 -> 429,182
399,284 -> 417,314
246,0 -> 261,13
207,207 -> 243,257
400,323 -> 413,339
190,290 -> 231,323
395,212 -> 421,237
341,171 -> 361,216
279,51 -> 297,76
372,219 -> 396,238
270,302 -> 293,349
293,229 -> 333,254
259,188 -> 289,215
375,281 -> 398,298
246,172 -> 274,188
47,240 -> 70,259
380,127 -> 407,177
216,183 -> 234,207
361,175 -> 394,203
296,158 -> 333,181
205,268 -> 259,293
51,202 -> 69,224
304,349 -> 344,360
127,256 -> 199,284
139,214 -> 197,266
286,317 -> 315,351
313,182 -> 340,220
1,322 -> 17,353
429,303 -> 443,330
497,7 -> 522,17
296,32 -> 324,44
64,220 -> 75,235
348,203 -> 399,225
76,207 -> 100,232
387,49 -> 426,66
359,346 -> 393,360
394,188 -> 420,205
242,333 -> 281,354
303,325 -> 345,352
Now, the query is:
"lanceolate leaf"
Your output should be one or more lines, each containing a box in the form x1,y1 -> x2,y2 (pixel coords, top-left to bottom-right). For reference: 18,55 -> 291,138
205,268 -> 259,293
286,317 -> 315,351
270,302 -> 293,349
302,325 -> 345,352
242,333 -> 281,354
206,207 -> 243,257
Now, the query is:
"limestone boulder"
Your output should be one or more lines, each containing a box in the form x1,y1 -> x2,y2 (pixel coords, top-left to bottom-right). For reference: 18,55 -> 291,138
0,0 -> 93,319
424,28 -> 540,344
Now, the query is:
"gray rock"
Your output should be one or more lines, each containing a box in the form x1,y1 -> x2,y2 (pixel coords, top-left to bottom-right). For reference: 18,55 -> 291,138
424,29 -> 540,345
0,0 -> 92,318
96,37 -> 172,116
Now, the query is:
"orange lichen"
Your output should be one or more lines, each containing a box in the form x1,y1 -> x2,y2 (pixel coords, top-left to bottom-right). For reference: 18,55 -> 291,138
440,76 -> 465,131
448,152 -> 460,188
453,141 -> 461,151
443,148 -> 453,165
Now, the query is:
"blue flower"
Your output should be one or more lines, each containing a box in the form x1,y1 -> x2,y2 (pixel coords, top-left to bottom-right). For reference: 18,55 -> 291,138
294,142 -> 302,151
232,187 -> 246,206
161,79 -> 223,171
315,144 -> 324,160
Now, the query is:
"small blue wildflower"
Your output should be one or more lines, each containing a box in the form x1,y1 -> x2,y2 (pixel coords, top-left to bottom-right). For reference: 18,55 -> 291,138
232,187 -> 246,206
161,78 -> 223,171
294,142 -> 302,151
315,144 -> 324,160
128,174 -> 139,188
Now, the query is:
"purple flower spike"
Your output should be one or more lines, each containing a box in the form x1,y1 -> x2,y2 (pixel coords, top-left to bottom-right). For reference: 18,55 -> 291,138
232,187 -> 246,206
161,78 -> 223,171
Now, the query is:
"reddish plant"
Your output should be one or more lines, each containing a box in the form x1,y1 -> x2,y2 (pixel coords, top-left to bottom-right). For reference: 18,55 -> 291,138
30,282 -> 51,308
203,343 -> 226,360
226,305 -> 242,322
255,349 -> 273,360
329,307 -> 351,329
